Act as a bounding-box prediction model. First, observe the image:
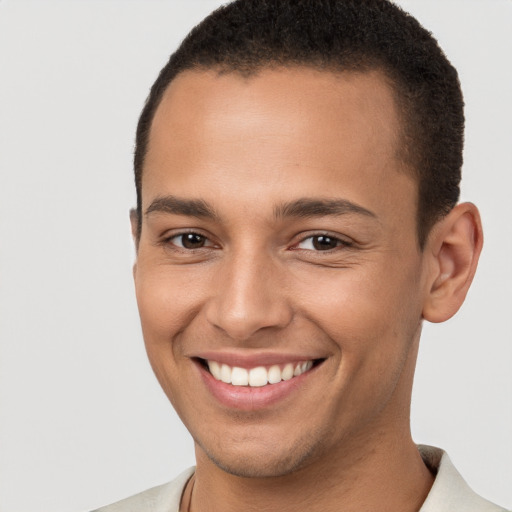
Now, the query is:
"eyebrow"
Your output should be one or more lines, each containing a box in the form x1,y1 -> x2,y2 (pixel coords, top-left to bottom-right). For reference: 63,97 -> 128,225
145,195 -> 377,222
145,195 -> 218,220
274,198 -> 377,220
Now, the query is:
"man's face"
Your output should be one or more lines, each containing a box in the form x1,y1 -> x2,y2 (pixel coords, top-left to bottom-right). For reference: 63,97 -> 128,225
134,68 -> 429,477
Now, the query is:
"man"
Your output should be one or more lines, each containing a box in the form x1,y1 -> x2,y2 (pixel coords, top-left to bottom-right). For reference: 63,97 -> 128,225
94,0 -> 507,510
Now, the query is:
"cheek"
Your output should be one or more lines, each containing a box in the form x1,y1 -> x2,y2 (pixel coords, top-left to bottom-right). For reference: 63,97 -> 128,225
134,266 -> 217,429
299,265 -> 422,427
134,269 -> 191,391
134,270 -> 190,408
293,257 -> 423,359
135,263 -> 203,340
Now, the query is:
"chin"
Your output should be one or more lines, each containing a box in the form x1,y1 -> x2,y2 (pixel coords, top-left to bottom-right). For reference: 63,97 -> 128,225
196,431 -> 326,478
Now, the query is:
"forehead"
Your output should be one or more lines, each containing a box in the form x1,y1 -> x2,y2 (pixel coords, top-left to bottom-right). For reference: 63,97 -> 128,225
143,67 -> 413,220
149,67 -> 402,162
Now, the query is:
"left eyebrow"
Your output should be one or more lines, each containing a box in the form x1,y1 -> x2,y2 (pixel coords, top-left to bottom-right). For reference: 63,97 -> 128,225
145,195 -> 219,220
274,198 -> 378,220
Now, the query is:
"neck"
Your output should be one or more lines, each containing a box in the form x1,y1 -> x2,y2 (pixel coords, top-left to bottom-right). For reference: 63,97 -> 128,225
190,428 -> 433,512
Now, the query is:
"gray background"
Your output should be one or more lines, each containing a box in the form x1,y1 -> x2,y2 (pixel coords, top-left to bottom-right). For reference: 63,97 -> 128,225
0,1 -> 510,511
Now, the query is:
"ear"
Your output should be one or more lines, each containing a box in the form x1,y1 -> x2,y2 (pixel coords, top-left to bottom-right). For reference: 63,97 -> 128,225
129,208 -> 139,241
422,202 -> 483,323
129,208 -> 140,277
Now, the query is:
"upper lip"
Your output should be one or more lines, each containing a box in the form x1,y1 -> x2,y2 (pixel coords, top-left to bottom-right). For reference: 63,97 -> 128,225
190,350 -> 327,368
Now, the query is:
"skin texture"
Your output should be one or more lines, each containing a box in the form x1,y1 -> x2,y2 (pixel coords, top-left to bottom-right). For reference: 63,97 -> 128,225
132,68 -> 483,512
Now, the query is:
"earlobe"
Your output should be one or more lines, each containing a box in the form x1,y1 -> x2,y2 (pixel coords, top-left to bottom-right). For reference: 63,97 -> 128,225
422,202 -> 483,323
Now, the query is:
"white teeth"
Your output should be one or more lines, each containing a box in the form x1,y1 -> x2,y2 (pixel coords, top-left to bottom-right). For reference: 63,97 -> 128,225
207,360 -> 315,387
281,363 -> 294,381
231,366 -> 249,386
220,364 -> 232,384
208,360 -> 221,380
249,366 -> 268,387
268,365 -> 282,384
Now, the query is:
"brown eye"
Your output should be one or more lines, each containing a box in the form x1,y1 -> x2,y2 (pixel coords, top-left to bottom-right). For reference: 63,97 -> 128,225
296,234 -> 349,251
173,233 -> 207,249
311,235 -> 339,250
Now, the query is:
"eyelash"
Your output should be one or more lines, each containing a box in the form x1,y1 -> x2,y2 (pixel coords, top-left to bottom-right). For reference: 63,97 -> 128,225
162,231 -> 352,253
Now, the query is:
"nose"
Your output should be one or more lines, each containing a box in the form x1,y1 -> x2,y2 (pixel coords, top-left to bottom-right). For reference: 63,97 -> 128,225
205,250 -> 293,342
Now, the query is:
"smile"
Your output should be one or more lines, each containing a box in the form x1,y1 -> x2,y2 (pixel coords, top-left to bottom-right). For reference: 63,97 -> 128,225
194,355 -> 325,410
206,360 -> 314,387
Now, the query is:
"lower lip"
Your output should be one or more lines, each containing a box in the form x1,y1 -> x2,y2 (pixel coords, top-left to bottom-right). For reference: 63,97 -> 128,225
196,361 -> 317,411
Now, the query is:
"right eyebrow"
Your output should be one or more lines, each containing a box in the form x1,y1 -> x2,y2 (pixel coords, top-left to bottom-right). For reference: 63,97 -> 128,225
274,197 -> 378,220
145,195 -> 219,220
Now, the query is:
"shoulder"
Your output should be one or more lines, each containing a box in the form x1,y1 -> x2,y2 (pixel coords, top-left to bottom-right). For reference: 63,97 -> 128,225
419,445 -> 509,512
90,467 -> 195,512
